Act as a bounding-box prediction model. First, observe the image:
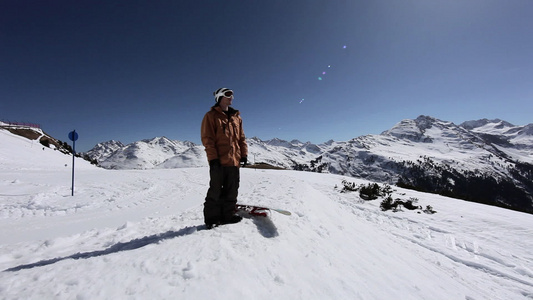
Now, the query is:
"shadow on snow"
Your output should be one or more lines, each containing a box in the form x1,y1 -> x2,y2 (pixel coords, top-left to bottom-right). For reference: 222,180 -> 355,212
5,214 -> 280,272
4,225 -> 205,272
237,212 -> 279,238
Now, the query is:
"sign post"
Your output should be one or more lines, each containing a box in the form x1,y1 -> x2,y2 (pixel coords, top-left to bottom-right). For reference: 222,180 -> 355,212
68,130 -> 79,196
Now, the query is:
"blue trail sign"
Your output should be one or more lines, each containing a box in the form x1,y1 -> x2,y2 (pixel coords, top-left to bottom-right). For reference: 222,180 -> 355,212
68,130 -> 79,142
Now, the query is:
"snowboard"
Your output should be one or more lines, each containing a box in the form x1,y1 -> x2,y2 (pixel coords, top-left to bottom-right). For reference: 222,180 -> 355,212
235,204 -> 292,217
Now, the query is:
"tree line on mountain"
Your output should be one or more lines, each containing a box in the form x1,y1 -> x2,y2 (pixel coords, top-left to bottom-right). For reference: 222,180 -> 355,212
41,137 -> 98,165
292,152 -> 532,214
395,157 -> 533,214
292,156 -> 328,173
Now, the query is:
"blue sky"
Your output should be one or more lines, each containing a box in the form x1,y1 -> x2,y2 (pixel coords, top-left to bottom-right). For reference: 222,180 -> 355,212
2,0 -> 532,151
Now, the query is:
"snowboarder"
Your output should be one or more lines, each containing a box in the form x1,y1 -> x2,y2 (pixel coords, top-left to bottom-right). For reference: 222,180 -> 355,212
201,88 -> 248,229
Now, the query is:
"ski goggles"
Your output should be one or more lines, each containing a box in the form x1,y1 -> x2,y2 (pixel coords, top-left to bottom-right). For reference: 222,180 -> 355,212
215,89 -> 234,99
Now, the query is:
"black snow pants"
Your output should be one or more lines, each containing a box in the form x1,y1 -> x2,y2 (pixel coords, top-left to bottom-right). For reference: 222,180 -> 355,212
204,165 -> 240,224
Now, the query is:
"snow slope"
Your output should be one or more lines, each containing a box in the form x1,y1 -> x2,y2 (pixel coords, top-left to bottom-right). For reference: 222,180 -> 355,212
1,128 -> 533,299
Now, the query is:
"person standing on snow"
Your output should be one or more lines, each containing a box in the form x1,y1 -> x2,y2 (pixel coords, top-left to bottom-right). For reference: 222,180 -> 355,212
201,88 -> 248,229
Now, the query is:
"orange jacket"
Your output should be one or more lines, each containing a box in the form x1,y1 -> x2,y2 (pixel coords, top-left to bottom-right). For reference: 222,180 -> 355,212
201,106 -> 248,167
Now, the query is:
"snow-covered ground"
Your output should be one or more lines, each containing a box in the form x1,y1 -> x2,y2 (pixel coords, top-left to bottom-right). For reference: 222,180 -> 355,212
1,129 -> 532,299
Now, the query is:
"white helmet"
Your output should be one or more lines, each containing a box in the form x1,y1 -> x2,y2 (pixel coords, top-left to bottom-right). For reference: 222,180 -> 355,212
213,88 -> 234,103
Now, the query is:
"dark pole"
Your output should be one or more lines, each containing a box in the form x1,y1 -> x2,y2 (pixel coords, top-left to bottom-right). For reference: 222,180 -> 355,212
71,130 -> 76,196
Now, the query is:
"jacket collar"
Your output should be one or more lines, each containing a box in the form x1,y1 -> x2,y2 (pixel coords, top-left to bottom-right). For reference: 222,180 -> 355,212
212,106 -> 239,116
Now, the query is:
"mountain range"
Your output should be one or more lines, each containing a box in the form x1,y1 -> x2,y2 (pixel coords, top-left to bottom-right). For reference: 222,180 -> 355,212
83,115 -> 533,214
3,121 -> 532,299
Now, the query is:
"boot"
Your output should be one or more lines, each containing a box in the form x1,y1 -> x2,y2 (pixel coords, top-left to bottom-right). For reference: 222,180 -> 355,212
205,217 -> 221,230
221,215 -> 242,225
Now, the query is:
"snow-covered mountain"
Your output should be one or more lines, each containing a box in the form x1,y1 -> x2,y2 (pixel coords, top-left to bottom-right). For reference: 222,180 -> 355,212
85,115 -> 533,213
86,116 -> 533,173
1,124 -> 533,299
85,140 -> 125,163
86,137 -> 205,169
461,118 -> 533,152
319,116 -> 533,213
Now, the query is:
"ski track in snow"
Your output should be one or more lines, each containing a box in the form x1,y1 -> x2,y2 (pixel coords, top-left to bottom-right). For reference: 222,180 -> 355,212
1,127 -> 533,299
326,181 -> 533,298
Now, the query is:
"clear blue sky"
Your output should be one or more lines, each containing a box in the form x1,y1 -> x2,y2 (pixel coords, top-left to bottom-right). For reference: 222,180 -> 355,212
2,0 -> 532,151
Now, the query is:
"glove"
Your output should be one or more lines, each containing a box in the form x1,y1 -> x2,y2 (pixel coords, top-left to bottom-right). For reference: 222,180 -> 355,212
240,156 -> 248,167
209,159 -> 221,168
